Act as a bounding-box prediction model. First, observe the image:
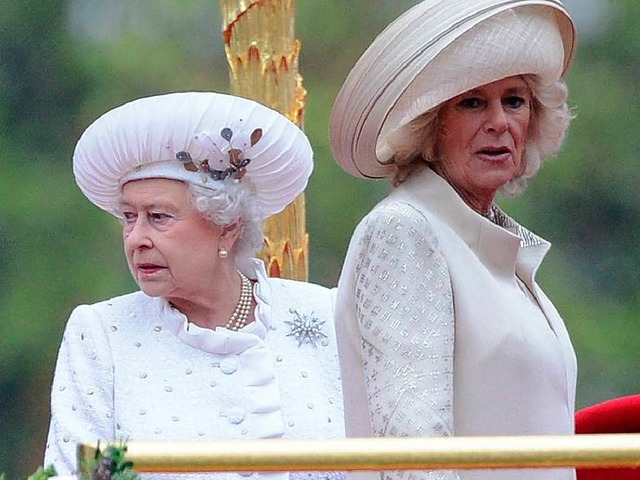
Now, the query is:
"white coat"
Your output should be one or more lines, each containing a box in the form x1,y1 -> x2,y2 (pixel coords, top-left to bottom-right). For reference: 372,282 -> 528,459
45,259 -> 345,480
335,167 -> 577,480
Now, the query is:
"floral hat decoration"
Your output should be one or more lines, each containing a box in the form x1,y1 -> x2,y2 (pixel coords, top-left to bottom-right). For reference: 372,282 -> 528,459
73,92 -> 313,219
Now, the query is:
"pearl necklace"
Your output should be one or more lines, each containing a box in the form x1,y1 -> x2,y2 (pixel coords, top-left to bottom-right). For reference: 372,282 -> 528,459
225,271 -> 253,331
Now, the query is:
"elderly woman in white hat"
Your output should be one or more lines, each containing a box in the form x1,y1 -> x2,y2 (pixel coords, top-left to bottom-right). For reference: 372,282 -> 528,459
45,92 -> 344,478
331,1 -> 577,479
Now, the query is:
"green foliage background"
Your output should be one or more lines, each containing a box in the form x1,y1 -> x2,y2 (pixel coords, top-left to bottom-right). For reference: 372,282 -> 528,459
1,0 -> 639,477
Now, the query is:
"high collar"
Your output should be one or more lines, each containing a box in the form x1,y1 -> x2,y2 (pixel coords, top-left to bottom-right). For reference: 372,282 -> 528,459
158,257 -> 273,355
388,167 -> 551,288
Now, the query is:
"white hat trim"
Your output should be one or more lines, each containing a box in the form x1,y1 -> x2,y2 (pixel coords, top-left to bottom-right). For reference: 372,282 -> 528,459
120,159 -> 247,190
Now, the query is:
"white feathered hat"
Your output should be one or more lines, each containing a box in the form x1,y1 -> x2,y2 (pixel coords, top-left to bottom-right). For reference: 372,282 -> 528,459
73,92 -> 312,218
330,0 -> 577,179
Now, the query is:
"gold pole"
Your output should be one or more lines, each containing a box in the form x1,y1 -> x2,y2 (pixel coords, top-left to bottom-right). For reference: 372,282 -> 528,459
78,435 -> 640,473
219,0 -> 308,281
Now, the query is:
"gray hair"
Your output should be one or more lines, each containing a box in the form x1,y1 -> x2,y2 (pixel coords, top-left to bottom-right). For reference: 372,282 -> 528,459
387,74 -> 574,196
187,180 -> 264,260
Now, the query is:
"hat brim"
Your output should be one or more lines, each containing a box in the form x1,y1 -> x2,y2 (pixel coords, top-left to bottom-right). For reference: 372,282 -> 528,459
329,0 -> 577,179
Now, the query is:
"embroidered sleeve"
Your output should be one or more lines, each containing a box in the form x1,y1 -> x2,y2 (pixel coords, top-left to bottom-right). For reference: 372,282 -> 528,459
44,305 -> 115,475
354,201 -> 457,480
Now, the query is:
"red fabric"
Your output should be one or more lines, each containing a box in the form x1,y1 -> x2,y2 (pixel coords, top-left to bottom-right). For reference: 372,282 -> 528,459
576,395 -> 640,479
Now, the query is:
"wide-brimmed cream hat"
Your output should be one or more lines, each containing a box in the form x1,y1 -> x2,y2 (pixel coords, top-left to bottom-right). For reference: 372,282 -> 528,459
73,92 -> 312,218
330,0 -> 577,179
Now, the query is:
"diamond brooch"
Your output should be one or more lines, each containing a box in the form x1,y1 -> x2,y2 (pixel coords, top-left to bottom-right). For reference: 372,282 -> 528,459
285,309 -> 327,347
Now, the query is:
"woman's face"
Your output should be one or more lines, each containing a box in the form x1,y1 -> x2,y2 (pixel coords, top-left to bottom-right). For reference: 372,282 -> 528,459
119,178 -> 232,302
432,75 -> 532,211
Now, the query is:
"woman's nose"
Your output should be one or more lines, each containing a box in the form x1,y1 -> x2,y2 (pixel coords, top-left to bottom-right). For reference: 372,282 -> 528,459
483,103 -> 509,134
124,218 -> 153,249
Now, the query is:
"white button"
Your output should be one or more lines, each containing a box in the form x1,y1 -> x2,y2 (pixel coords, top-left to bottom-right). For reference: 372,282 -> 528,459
220,355 -> 240,374
226,406 -> 246,424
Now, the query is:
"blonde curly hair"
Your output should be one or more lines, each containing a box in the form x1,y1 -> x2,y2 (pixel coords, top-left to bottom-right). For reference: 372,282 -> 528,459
386,75 -> 574,196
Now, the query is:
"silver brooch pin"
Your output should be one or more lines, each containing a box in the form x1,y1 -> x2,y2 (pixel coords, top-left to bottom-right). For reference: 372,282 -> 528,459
285,309 -> 327,347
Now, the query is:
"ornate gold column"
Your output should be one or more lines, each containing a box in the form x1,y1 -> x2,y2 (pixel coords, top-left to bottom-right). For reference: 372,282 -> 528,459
220,0 -> 308,281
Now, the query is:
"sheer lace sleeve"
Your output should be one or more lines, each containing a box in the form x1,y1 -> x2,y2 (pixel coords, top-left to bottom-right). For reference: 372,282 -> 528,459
354,201 -> 457,480
44,305 -> 115,475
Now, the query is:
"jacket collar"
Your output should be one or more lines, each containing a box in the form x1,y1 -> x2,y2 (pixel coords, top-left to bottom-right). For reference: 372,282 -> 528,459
387,167 -> 551,288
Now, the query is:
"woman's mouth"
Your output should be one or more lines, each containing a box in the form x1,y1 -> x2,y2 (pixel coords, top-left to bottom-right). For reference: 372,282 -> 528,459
476,146 -> 512,161
136,263 -> 166,276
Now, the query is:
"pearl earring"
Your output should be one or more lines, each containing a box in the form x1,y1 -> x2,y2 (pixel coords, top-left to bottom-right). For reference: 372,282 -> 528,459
218,247 -> 229,259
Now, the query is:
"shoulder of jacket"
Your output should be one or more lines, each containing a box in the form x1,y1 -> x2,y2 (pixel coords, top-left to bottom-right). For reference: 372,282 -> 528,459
266,278 -> 335,313
363,196 -> 436,225
70,291 -> 154,322
355,198 -> 442,245
267,278 -> 331,294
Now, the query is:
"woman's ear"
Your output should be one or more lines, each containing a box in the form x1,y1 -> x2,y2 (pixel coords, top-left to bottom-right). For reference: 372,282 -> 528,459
220,221 -> 242,252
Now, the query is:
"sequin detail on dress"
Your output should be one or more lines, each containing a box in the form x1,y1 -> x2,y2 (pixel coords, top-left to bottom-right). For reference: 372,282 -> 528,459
355,202 -> 455,438
490,205 -> 544,248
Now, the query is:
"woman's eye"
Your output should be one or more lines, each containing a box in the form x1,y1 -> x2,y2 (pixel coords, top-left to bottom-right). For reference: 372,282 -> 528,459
149,212 -> 171,222
458,97 -> 483,109
122,212 -> 136,223
504,95 -> 527,108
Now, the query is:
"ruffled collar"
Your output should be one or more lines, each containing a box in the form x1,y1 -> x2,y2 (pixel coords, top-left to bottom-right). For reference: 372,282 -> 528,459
159,258 -> 273,355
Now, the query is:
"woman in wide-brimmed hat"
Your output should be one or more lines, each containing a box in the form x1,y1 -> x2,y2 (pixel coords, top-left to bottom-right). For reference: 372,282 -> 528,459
45,92 -> 344,479
330,1 -> 577,479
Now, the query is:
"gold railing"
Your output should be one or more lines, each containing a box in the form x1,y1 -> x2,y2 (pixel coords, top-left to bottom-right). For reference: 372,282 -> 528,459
78,435 -> 640,473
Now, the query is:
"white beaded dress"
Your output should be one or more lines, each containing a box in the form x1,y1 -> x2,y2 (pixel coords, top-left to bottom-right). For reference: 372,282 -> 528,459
45,258 -> 345,480
335,167 -> 577,480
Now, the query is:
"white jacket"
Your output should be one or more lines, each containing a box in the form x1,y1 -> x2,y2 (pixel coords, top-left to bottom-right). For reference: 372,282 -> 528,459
335,168 -> 577,480
45,258 -> 344,480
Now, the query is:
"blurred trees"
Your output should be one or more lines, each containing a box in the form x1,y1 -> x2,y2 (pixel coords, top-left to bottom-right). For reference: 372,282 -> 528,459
1,0 -> 88,151
1,0 -> 640,478
505,0 -> 640,406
